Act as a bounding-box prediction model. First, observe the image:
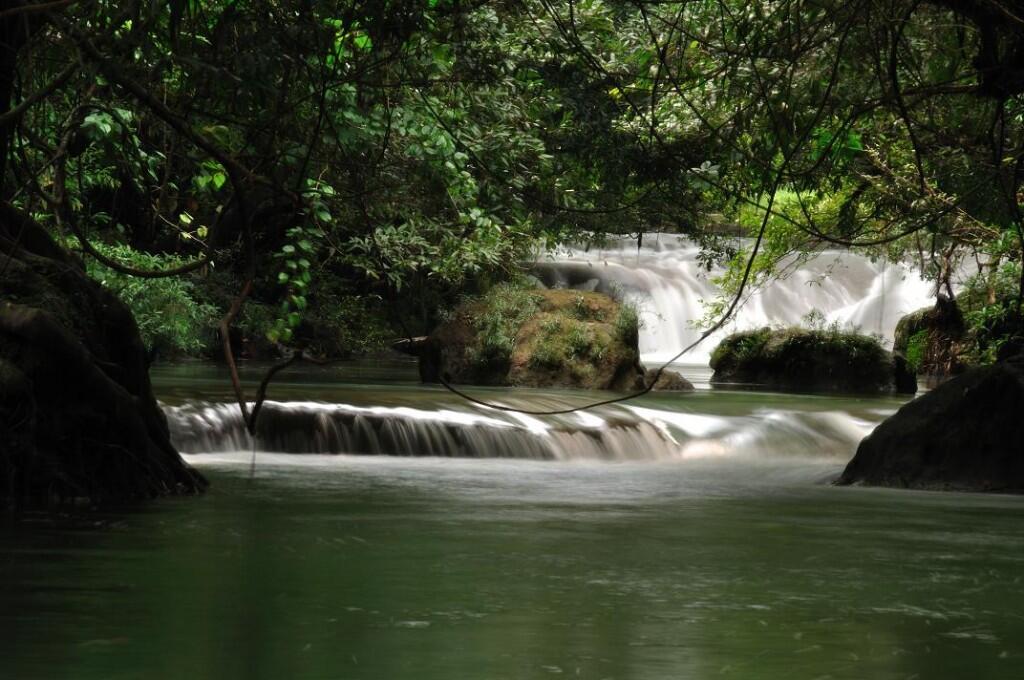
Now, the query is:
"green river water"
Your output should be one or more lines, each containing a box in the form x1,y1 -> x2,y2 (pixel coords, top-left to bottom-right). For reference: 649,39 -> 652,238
1,362 -> 1022,679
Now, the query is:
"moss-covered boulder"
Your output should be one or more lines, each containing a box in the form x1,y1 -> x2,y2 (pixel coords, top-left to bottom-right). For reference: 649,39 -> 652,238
419,286 -> 647,390
709,327 -> 917,394
893,296 -> 968,379
837,354 -> 1024,492
0,206 -> 206,509
644,368 -> 695,391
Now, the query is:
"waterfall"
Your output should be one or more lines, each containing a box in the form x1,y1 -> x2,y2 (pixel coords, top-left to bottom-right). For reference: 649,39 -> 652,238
533,235 -> 938,365
164,235 -> 937,462
165,399 -> 881,461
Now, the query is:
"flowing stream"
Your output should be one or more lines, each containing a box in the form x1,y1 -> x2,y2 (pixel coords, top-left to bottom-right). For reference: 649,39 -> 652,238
534,235 -> 939,364
0,243 -> 1019,679
2,362 -> 1023,679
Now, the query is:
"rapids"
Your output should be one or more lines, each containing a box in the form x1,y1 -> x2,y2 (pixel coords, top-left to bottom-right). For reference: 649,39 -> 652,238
165,395 -> 881,462
533,235 -> 941,365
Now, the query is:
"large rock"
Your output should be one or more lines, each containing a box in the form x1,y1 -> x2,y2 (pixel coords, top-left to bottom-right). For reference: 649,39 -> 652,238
419,287 -> 649,390
837,355 -> 1024,492
0,207 -> 206,509
709,327 -> 916,394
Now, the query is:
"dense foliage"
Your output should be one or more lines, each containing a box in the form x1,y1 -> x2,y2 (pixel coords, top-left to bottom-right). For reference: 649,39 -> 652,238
0,0 -> 1022,364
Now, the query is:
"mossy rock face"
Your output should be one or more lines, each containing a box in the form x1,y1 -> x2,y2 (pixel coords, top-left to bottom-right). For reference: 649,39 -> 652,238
644,368 -> 695,391
838,354 -> 1024,492
709,327 -> 916,395
893,296 -> 968,379
420,287 -> 646,390
0,208 -> 206,509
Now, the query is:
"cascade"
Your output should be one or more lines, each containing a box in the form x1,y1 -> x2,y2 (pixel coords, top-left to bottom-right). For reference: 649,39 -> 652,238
533,235 -> 938,365
165,236 -> 936,461
165,399 -> 880,461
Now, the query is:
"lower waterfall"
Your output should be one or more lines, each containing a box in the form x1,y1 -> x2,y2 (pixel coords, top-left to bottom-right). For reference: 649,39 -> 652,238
165,399 -> 882,461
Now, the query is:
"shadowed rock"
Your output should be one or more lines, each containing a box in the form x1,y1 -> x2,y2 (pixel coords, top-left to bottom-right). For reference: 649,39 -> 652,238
837,355 -> 1024,492
1,208 -> 205,509
644,368 -> 694,391
710,327 -> 916,395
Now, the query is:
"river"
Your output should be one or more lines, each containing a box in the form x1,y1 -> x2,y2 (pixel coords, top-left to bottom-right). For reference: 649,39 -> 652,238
1,361 -> 1022,679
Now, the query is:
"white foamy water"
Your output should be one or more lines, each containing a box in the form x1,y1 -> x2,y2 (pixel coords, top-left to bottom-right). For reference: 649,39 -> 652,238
533,235 -> 940,364
165,398 -> 881,461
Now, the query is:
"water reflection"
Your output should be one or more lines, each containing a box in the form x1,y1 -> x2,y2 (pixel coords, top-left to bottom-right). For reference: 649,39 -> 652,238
2,457 -> 1023,679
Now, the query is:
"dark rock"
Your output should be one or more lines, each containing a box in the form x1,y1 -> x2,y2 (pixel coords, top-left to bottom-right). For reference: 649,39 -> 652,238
891,353 -> 918,394
0,209 -> 206,509
709,327 -> 916,395
644,368 -> 694,391
837,355 -> 1024,492
998,336 -> 1024,362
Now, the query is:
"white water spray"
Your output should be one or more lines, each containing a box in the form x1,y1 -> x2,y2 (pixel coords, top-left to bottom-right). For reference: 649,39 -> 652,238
166,399 -> 883,461
534,235 -> 938,365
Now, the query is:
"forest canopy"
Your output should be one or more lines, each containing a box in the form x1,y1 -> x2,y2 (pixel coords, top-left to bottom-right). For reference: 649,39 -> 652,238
1,0 -> 1022,361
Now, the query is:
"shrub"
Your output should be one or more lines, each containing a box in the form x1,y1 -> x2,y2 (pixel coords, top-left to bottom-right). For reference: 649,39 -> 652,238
301,283 -> 395,356
79,244 -> 219,357
613,301 -> 640,346
959,262 -> 1023,364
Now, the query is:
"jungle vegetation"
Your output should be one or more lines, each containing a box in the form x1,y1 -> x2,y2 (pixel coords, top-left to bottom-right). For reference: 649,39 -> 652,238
1,0 -> 1023,369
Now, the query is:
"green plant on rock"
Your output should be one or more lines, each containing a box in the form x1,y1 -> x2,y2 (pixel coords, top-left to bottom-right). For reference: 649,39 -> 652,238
613,301 -> 640,347
571,293 -> 590,320
469,284 -> 543,365
565,322 -> 592,358
711,326 -> 771,367
904,329 -> 929,371
528,324 -> 567,369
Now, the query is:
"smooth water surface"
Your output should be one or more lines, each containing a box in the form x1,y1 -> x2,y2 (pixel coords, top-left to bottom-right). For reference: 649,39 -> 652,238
2,365 -> 1022,679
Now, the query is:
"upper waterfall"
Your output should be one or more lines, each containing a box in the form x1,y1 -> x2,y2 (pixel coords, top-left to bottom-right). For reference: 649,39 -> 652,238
533,235 -> 937,365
